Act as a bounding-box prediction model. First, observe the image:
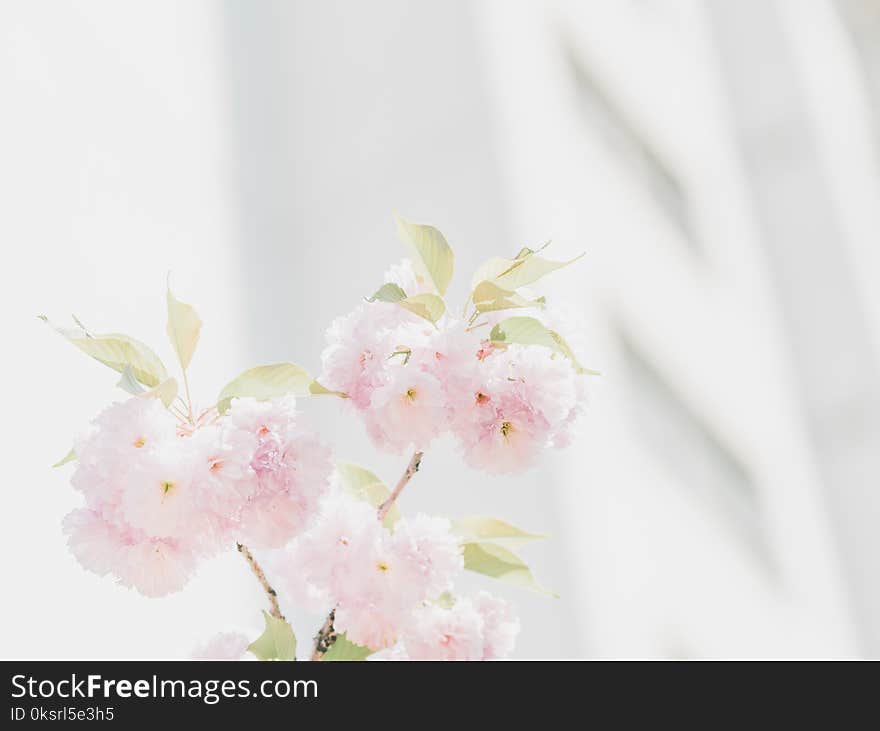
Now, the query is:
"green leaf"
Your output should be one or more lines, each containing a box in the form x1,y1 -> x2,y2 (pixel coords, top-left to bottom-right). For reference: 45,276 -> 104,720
367,282 -> 444,325
462,542 -> 557,596
166,286 -> 202,372
336,462 -> 400,529
489,316 -> 557,350
472,281 -> 545,314
398,293 -> 446,325
547,330 -> 599,375
471,249 -> 583,291
40,316 -> 169,388
217,363 -> 344,413
117,365 -> 146,395
321,633 -> 372,661
247,611 -> 297,661
368,282 -> 408,303
309,380 -> 346,396
141,377 -> 179,408
489,316 -> 595,375
52,448 -> 77,468
452,516 -> 548,549
394,214 -> 455,296
118,365 -> 178,408
432,592 -> 456,609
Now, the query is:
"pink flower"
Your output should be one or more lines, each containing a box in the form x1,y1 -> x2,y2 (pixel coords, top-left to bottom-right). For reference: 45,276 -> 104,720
71,397 -> 176,506
64,506 -> 198,597
221,395 -> 297,438
333,530 -> 412,649
366,643 -> 411,661
391,514 -> 463,599
87,397 -> 174,459
187,424 -> 254,544
470,590 -> 520,659
222,397 -> 333,548
451,388 -> 548,474
63,395 -> 331,596
275,494 -> 466,651
419,319 -> 483,399
120,442 -> 200,539
335,599 -> 408,651
191,631 -> 252,660
364,367 -> 447,454
120,537 -> 198,598
451,345 -> 582,474
277,493 -> 381,607
383,258 -> 432,295
320,302 -> 417,408
63,508 -> 128,579
502,345 -> 580,431
401,600 -> 486,660
65,398 -> 206,597
373,592 -> 520,660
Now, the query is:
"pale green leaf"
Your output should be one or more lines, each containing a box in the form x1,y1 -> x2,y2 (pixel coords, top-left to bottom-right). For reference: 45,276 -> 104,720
321,633 -> 372,662
470,257 -> 514,290
166,286 -> 202,371
52,448 -> 77,468
141,377 -> 179,408
71,314 -> 91,333
41,316 -> 168,388
117,365 -> 146,395
217,363 -> 344,413
462,542 -> 557,596
433,592 -> 456,609
452,516 -> 548,549
489,316 -> 557,350
247,611 -> 297,661
394,214 -> 455,296
472,281 -> 545,314
498,252 -> 582,290
490,316 -> 595,375
398,293 -> 446,325
547,330 -> 599,375
308,380 -> 347,396
471,250 -> 583,291
368,282 -> 407,303
336,462 -> 400,529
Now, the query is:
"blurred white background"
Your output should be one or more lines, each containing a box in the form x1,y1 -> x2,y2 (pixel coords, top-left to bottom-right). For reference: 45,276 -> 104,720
2,0 -> 879,658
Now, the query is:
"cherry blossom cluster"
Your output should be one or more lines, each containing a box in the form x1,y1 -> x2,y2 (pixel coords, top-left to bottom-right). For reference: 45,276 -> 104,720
271,491 -> 518,659
370,591 -> 519,661
321,260 -> 586,473
195,591 -> 518,661
65,396 -> 331,596
48,216 -> 590,661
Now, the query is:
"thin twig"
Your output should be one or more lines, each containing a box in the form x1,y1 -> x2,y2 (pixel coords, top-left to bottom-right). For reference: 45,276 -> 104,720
377,450 -> 423,522
238,543 -> 284,621
169,404 -> 189,422
311,450 -> 425,660
310,610 -> 338,661
181,369 -> 195,424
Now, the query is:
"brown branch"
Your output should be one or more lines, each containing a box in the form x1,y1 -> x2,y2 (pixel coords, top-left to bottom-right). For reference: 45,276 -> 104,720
238,543 -> 284,621
311,450 -> 424,660
310,610 -> 338,661
377,450 -> 423,521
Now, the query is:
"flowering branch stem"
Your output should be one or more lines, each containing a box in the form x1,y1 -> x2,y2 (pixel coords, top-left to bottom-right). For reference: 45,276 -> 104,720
310,610 -> 338,661
238,543 -> 284,621
311,450 -> 425,660
377,450 -> 423,522
181,369 -> 195,424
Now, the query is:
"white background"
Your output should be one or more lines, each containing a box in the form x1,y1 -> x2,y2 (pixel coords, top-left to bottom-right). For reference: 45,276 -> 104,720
2,0 -> 878,658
